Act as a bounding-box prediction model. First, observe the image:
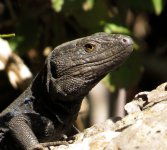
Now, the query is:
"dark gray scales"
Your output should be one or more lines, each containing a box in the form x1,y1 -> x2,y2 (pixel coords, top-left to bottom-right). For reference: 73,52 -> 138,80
0,32 -> 133,150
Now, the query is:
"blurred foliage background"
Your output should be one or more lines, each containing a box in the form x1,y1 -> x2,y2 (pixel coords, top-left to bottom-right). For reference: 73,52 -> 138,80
0,0 -> 167,127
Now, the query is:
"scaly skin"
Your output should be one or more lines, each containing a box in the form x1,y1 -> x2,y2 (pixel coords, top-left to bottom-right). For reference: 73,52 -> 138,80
0,32 -> 133,150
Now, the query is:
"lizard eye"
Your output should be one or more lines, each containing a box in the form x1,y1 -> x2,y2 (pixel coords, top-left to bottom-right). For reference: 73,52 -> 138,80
84,43 -> 95,52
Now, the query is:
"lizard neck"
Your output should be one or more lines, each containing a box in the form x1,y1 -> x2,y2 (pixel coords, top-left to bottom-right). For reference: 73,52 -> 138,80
31,68 -> 83,124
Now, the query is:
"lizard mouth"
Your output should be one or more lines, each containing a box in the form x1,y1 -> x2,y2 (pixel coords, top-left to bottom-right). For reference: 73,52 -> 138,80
125,44 -> 133,53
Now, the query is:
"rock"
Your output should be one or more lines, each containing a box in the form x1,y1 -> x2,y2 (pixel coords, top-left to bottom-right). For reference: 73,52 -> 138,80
51,82 -> 167,150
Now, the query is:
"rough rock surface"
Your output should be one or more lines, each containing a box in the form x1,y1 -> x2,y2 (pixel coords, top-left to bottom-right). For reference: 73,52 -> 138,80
51,82 -> 167,150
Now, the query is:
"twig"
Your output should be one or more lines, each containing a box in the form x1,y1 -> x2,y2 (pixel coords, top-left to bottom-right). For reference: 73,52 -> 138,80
0,33 -> 15,38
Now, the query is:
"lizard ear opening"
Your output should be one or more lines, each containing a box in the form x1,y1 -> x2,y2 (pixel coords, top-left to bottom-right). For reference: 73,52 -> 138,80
50,61 -> 57,77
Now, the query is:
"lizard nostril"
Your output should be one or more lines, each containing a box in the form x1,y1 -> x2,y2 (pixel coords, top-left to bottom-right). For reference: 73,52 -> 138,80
122,38 -> 127,43
121,36 -> 133,46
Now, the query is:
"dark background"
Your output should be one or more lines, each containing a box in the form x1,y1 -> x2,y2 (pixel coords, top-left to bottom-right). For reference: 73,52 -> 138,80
0,0 -> 167,125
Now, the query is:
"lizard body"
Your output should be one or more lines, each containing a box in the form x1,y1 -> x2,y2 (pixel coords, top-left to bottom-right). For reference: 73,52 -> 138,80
0,32 -> 133,150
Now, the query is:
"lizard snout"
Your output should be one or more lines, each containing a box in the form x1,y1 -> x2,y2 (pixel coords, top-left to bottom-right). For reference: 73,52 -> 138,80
121,36 -> 134,52
121,36 -> 133,46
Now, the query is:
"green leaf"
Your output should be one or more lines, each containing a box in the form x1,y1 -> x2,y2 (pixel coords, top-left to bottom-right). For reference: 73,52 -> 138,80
62,0 -> 108,33
51,0 -> 64,12
118,0 -> 165,15
151,0 -> 163,15
104,23 -> 131,34
9,35 -> 24,51
83,0 -> 95,11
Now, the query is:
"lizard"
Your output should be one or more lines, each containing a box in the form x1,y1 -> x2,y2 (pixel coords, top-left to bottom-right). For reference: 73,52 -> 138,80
0,32 -> 133,150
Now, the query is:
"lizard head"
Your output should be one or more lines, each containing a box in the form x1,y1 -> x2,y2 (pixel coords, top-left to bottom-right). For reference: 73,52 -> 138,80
46,32 -> 133,101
